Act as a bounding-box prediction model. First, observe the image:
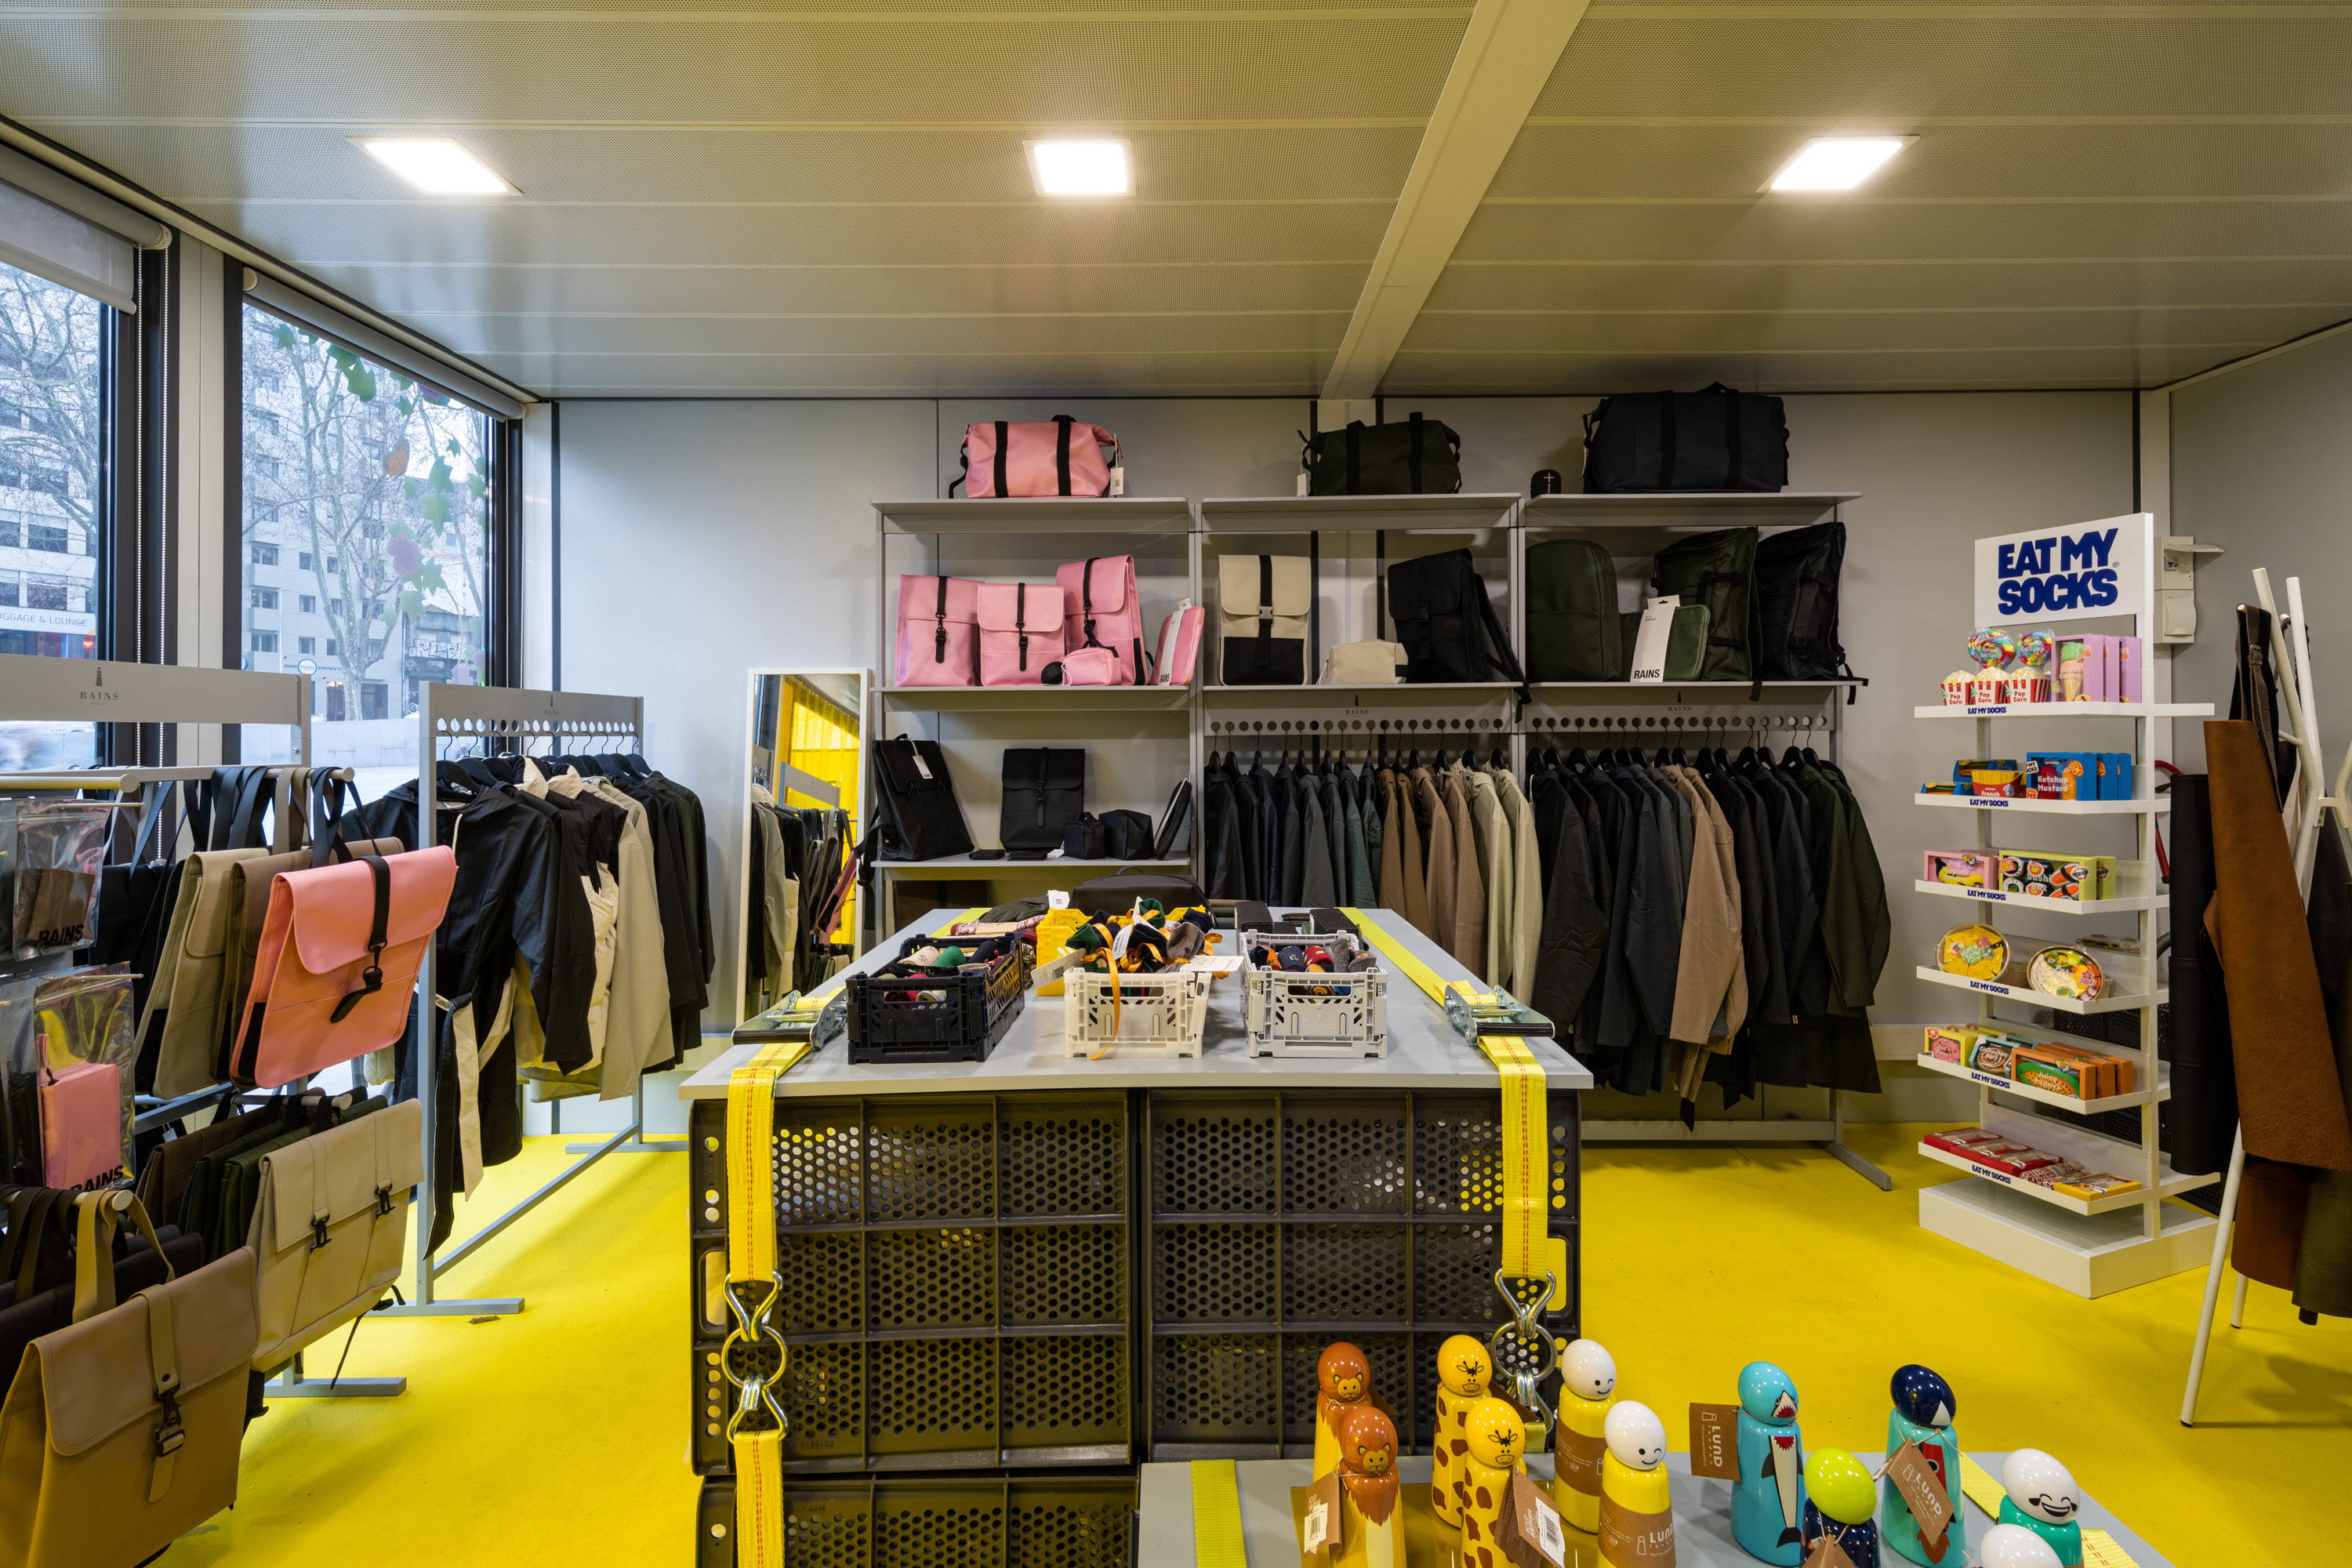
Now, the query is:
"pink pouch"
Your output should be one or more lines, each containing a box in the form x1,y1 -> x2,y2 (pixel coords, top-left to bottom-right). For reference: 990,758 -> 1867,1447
1054,555 -> 1143,684
957,417 -> 1122,498
894,574 -> 980,687
976,583 -> 1065,686
1057,648 -> 1121,686
231,845 -> 457,1089
40,1060 -> 123,1188
1154,605 -> 1203,687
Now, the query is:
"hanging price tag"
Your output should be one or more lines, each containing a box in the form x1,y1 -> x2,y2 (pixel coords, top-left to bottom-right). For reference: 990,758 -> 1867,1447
1628,595 -> 1682,685
1883,1440 -> 1953,1547
1802,1534 -> 1859,1568
1687,1403 -> 1740,1480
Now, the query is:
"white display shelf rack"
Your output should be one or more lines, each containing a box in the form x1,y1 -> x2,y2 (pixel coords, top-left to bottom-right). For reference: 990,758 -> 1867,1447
879,684 -> 1194,712
1913,792 -> 2166,815
1910,510 -> 2217,1297
1913,963 -> 2162,1015
876,496 -> 1193,535
1196,493 -> 1519,534
1912,1051 -> 2170,1114
1915,701 -> 2211,720
1520,492 -> 1857,531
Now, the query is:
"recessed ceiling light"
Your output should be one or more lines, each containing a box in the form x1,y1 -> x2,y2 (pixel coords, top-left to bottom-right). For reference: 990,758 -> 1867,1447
1025,139 -> 1131,198
1766,136 -> 1912,192
352,136 -> 517,195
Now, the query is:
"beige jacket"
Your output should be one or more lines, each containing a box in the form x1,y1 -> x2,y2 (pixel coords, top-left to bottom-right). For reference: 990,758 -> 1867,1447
1437,768 -> 1486,976
1491,768 -> 1544,999
562,771 -> 673,1097
1465,768 -> 1512,986
1663,767 -> 1747,1049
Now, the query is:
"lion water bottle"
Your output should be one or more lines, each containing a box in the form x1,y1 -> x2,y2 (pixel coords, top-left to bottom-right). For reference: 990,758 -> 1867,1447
1552,1338 -> 1617,1535
1457,1395 -> 1528,1568
1598,1401 -> 1674,1568
1315,1341 -> 1377,1480
1432,1334 -> 1494,1526
1334,1406 -> 1403,1568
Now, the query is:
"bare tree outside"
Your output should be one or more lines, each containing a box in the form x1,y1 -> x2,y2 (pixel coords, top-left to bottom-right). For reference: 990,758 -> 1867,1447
240,305 -> 488,773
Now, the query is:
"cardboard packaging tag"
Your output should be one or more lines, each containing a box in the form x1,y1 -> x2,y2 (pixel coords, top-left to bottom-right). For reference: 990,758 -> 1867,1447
1687,1403 -> 1740,1481
1802,1534 -> 1860,1568
1883,1439 -> 1954,1545
1301,1472 -> 1341,1556
1558,1425 -> 1606,1495
1496,1474 -> 1568,1568
1599,1500 -> 1676,1568
1629,595 -> 1682,685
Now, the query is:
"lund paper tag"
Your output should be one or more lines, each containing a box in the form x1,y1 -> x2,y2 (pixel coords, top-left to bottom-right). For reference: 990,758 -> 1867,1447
1802,1535 -> 1859,1568
1687,1403 -> 1740,1480
1302,1496 -> 1330,1554
1628,595 -> 1682,685
1883,1440 -> 1953,1544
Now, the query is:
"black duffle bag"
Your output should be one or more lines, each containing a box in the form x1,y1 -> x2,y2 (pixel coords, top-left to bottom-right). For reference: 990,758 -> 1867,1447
1302,412 -> 1462,495
871,737 -> 975,861
1583,383 -> 1788,493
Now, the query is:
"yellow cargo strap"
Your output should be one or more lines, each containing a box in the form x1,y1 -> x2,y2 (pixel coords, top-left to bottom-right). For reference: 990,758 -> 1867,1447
724,1040 -> 799,1568
1190,1459 -> 1248,1567
1341,909 -> 1563,1300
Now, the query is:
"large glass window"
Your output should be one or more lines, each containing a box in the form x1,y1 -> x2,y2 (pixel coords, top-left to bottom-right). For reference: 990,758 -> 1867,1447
0,259 -> 106,768
240,305 -> 494,787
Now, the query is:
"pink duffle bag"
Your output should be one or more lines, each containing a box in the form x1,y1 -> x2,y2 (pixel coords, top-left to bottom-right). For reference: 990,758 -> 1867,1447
976,583 -> 1065,686
895,574 -> 981,687
1055,555 -> 1144,685
956,417 -> 1122,499
230,845 -> 456,1089
1155,605 -> 1204,687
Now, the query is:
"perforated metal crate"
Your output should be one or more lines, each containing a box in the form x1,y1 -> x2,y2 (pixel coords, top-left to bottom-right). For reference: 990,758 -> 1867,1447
1143,1087 -> 1579,1460
689,1092 -> 1134,1475
695,1474 -> 1134,1568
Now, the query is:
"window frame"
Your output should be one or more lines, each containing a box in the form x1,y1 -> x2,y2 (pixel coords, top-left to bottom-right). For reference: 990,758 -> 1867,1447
227,295 -> 516,707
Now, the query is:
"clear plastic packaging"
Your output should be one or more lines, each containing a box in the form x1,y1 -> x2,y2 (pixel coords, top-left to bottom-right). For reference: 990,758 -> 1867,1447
0,799 -> 114,959
0,963 -> 136,1188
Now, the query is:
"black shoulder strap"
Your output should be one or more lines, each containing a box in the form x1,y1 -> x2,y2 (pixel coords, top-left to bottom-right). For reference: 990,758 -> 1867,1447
993,420 -> 1011,499
1408,411 -> 1425,493
327,855 -> 394,1025
1257,555 -> 1274,653
1054,415 -> 1076,496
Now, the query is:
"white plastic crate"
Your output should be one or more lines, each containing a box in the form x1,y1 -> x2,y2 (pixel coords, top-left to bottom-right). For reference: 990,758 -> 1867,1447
1240,931 -> 1389,1058
1062,967 -> 1210,1058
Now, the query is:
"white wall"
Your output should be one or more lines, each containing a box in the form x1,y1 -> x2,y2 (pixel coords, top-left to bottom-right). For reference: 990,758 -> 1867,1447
554,390 -> 2138,1120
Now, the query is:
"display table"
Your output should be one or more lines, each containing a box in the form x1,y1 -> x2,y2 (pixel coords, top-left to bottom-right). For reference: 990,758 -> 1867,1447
1135,1453 -> 2179,1567
681,908 -> 1590,1493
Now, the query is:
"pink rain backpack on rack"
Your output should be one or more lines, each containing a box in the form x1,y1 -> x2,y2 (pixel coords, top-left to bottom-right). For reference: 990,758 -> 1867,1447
956,417 -> 1123,499
1154,605 -> 1203,686
1054,555 -> 1146,685
975,583 -> 1065,686
894,575 -> 981,686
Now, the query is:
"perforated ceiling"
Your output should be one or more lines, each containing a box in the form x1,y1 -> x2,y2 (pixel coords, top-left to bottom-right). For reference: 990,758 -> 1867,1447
4,0 -> 2348,396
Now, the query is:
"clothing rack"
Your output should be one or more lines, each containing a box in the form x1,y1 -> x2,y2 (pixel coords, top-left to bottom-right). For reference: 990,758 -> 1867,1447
383,682 -> 673,1320
1524,697 -> 1889,1190
2182,570 -> 2343,1422
0,655 -> 403,1398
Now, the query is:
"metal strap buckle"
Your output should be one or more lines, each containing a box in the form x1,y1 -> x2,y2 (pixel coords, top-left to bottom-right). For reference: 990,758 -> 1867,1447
375,1182 -> 395,1218
154,1396 -> 186,1457
309,1213 -> 333,1250
721,1274 -> 789,1443
1488,1269 -> 1563,1439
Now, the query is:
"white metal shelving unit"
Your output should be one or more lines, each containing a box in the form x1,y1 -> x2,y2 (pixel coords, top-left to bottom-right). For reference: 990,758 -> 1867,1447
1912,512 -> 2218,1298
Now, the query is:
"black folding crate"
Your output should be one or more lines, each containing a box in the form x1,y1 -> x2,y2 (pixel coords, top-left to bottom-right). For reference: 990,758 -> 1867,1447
1142,1087 -> 1580,1461
689,1091 -> 1134,1476
845,943 -> 1029,1065
696,1474 -> 1135,1568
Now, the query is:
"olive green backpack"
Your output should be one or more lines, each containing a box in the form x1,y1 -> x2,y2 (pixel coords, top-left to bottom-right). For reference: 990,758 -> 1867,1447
1650,525 -> 1759,681
1525,538 -> 1622,681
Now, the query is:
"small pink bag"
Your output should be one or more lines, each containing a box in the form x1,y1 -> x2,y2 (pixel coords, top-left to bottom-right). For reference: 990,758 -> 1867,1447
230,845 -> 457,1089
39,1061 -> 123,1188
1155,605 -> 1203,687
1055,555 -> 1145,685
895,574 -> 980,687
976,583 -> 1065,686
956,417 -> 1123,499
1054,648 -> 1121,686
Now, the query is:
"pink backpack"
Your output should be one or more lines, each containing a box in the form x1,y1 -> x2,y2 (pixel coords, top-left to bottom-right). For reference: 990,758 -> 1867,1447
895,574 -> 980,687
975,583 -> 1065,686
1155,604 -> 1203,686
1055,555 -> 1145,685
956,417 -> 1122,498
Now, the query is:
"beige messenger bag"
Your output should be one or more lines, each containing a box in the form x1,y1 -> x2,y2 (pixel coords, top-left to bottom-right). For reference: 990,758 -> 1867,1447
248,1097 -> 422,1374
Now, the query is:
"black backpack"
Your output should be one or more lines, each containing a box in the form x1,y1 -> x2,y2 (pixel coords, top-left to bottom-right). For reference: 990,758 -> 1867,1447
1524,538 -> 1622,681
870,738 -> 975,862
1754,521 -> 1851,681
1302,412 -> 1461,495
1582,383 -> 1788,493
1000,747 -> 1086,851
1650,526 -> 1759,682
1386,550 -> 1524,684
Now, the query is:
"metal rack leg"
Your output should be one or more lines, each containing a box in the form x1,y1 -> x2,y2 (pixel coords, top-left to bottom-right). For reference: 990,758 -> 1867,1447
564,1085 -> 691,1153
263,1350 -> 405,1399
2182,1128 -> 2246,1425
1822,1089 -> 1893,1191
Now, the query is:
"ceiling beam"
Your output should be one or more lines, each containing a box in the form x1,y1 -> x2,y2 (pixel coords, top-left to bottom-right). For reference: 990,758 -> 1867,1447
1321,0 -> 1592,401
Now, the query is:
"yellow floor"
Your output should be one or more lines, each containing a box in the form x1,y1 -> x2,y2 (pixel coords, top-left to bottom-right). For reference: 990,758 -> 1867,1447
168,1124 -> 2335,1567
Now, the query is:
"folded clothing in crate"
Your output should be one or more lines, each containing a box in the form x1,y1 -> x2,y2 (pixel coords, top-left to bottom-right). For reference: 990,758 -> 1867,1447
844,932 -> 1028,1064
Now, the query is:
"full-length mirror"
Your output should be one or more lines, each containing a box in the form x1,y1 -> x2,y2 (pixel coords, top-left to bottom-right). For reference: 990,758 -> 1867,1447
738,667 -> 867,1023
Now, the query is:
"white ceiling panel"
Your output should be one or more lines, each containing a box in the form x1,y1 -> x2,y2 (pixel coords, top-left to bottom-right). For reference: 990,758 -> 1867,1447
465,348 -> 1336,396
408,309 -> 1349,359
1403,303 -> 2348,356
